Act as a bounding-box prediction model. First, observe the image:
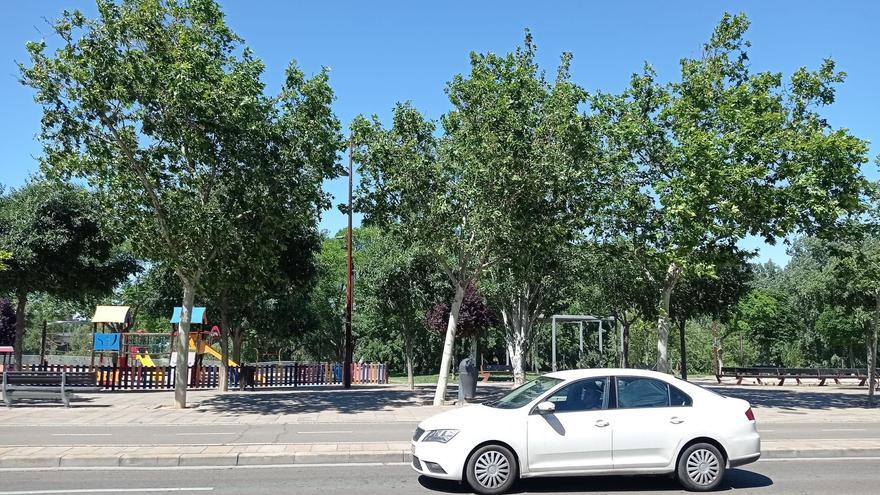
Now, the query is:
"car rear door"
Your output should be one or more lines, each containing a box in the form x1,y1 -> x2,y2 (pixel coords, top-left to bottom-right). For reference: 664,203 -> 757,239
609,376 -> 693,469
526,377 -> 614,473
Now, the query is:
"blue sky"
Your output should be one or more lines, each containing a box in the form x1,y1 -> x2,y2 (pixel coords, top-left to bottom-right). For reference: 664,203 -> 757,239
2,1 -> 877,266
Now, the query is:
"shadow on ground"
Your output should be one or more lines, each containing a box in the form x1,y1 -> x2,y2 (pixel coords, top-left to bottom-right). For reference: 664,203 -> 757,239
707,386 -> 872,410
3,396 -> 105,408
196,383 -> 510,416
419,469 -> 772,493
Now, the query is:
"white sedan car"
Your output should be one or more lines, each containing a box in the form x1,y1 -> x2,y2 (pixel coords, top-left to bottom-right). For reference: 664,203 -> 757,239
411,369 -> 760,494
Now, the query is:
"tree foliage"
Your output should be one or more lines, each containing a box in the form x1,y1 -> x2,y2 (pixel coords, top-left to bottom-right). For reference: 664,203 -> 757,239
0,299 -> 15,347
591,13 -> 870,372
0,180 -> 136,364
21,0 -> 340,405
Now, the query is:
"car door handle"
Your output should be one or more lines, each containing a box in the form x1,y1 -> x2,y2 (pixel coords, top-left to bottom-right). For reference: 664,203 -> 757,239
594,420 -> 610,428
670,416 -> 685,424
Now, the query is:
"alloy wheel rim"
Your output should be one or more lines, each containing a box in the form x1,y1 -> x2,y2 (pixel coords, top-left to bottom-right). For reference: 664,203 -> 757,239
474,450 -> 511,488
686,448 -> 720,486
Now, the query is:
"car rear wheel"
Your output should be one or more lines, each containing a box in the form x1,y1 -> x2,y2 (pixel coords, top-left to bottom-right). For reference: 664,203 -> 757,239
677,443 -> 725,491
465,444 -> 517,495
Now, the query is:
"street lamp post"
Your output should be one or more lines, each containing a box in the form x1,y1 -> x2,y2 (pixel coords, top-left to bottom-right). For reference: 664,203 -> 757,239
343,138 -> 354,389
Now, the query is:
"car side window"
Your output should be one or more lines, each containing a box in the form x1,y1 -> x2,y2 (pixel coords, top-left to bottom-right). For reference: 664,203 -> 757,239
616,377 -> 670,409
545,377 -> 609,412
669,385 -> 693,407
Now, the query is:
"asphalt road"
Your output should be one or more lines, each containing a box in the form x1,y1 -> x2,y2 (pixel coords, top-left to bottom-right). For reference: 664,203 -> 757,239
1,458 -> 878,494
1,421 -> 878,447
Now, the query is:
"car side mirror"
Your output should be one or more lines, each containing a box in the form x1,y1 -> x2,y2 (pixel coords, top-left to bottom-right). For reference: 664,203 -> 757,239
536,401 -> 556,415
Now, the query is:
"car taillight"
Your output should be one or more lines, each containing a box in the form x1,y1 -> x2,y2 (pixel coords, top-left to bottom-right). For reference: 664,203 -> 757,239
745,407 -> 755,421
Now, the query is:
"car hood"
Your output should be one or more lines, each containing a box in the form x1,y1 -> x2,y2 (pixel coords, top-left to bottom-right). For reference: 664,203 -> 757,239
418,403 -> 511,430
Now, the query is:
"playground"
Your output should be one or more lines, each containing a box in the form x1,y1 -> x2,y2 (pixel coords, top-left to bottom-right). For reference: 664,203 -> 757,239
18,305 -> 387,393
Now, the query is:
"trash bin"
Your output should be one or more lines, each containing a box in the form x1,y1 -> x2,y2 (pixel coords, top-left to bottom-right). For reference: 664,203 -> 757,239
240,364 -> 256,391
458,357 -> 477,401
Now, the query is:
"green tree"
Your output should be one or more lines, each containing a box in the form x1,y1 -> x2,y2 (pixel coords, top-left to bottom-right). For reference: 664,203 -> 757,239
0,180 -> 136,365
360,235 -> 444,389
823,232 -> 880,406
574,241 -> 660,369
354,34 -> 600,401
670,249 -> 753,379
731,288 -> 803,366
591,13 -> 870,373
21,0 -> 339,406
0,299 -> 15,347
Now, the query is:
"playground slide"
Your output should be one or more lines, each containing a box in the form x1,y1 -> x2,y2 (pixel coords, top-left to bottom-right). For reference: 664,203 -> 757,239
135,353 -> 156,367
189,339 -> 238,367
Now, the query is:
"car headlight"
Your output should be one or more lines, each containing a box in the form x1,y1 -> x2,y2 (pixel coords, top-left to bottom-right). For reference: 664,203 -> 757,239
423,429 -> 459,443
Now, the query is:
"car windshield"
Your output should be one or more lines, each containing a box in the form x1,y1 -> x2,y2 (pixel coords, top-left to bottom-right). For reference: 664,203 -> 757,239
489,376 -> 563,409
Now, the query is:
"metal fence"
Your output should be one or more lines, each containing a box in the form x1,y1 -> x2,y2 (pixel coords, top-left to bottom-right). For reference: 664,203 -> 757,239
21,362 -> 388,391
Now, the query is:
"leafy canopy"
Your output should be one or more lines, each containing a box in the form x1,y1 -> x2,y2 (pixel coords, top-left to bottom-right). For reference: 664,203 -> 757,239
592,13 -> 870,273
0,180 -> 136,300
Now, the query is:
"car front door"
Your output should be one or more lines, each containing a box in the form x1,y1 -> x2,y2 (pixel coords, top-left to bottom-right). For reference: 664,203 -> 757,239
526,377 -> 613,473
610,376 -> 693,469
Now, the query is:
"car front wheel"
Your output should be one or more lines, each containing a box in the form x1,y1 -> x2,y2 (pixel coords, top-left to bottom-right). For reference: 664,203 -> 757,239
677,442 -> 726,491
465,444 -> 517,495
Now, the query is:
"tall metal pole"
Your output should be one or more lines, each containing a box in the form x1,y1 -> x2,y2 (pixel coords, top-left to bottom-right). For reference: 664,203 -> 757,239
343,138 -> 354,389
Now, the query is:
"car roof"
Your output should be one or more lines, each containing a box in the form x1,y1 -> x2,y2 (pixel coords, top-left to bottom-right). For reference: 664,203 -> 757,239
544,368 -> 671,381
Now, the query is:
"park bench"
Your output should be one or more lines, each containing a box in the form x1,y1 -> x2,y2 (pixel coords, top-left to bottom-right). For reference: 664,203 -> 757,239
2,370 -> 99,407
716,366 -> 876,387
479,364 -> 513,383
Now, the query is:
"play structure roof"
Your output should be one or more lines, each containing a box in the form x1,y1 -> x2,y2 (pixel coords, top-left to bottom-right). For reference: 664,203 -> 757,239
170,307 -> 207,324
91,305 -> 132,324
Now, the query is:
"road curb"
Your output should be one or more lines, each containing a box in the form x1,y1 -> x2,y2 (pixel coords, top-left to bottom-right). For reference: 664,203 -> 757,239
0,450 -> 410,469
3,447 -> 880,469
762,447 -> 880,458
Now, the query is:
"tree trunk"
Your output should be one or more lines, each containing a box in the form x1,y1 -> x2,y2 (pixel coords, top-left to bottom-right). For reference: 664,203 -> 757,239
174,280 -> 196,409
469,335 -> 478,364
433,283 -> 466,406
502,295 -> 534,387
232,328 -> 243,365
849,342 -> 854,369
218,290 -> 231,392
711,320 -> 721,377
869,293 -> 879,407
655,262 -> 681,373
620,320 -> 630,368
13,292 -> 27,369
678,318 -> 688,381
404,324 -> 415,391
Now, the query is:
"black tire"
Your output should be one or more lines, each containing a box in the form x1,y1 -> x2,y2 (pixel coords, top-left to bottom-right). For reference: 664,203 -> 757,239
676,442 -> 726,491
465,444 -> 518,495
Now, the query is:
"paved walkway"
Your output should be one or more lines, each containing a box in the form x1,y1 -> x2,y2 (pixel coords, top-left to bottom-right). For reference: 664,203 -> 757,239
2,380 -> 879,468
0,384 -> 456,426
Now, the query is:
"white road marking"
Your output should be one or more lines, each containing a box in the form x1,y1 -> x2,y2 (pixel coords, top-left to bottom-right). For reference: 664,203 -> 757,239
820,428 -> 866,432
760,456 -> 880,462
0,488 -> 212,494
174,433 -> 236,436
50,434 -> 112,437
296,430 -> 353,434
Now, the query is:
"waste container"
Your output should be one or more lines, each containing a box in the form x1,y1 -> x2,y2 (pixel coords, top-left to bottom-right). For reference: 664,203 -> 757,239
458,357 -> 477,401
240,364 -> 256,391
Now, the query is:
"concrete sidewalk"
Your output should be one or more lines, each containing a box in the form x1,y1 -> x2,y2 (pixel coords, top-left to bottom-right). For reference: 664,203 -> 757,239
1,380 -> 877,425
3,439 -> 880,469
2,380 -> 879,469
0,384 -> 458,426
